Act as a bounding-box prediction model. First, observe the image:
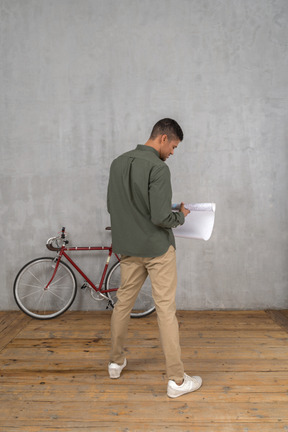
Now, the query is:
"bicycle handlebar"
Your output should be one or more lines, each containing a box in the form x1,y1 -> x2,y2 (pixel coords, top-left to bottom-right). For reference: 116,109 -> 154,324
46,227 -> 69,251
46,237 -> 62,251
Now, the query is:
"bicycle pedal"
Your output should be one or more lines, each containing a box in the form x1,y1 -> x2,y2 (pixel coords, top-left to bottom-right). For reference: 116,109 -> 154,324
81,283 -> 88,290
106,300 -> 114,310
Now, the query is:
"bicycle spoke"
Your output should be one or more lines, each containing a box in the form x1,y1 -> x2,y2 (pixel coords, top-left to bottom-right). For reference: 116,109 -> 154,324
27,268 -> 46,286
34,290 -> 46,313
46,288 -> 70,303
18,288 -> 45,300
49,273 -> 70,286
49,286 -> 75,290
19,283 -> 44,289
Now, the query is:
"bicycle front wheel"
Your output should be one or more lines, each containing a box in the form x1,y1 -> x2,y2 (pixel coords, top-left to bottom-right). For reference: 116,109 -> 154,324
14,257 -> 77,319
105,261 -> 156,318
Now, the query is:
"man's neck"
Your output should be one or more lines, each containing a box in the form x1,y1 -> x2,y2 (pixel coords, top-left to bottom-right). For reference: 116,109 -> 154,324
145,138 -> 161,153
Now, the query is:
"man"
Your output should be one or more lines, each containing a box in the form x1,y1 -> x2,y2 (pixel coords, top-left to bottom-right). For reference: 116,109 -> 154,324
107,118 -> 202,398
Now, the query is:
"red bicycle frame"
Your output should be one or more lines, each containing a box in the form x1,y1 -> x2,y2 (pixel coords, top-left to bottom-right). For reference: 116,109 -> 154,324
45,244 -> 120,293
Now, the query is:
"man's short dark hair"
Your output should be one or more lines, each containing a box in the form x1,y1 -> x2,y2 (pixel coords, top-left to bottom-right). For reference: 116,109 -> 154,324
149,118 -> 184,141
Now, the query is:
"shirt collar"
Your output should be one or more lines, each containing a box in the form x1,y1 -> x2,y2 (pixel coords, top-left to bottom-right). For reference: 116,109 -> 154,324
136,144 -> 160,158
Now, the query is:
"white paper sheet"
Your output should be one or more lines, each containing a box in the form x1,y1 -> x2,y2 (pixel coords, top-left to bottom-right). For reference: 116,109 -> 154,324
172,203 -> 216,240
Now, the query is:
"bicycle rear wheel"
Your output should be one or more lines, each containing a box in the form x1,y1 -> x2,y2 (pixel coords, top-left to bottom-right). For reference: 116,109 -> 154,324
14,257 -> 77,319
105,261 -> 155,318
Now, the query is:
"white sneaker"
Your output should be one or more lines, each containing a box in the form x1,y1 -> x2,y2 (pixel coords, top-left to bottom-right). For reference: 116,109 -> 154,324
167,373 -> 202,398
108,358 -> 127,379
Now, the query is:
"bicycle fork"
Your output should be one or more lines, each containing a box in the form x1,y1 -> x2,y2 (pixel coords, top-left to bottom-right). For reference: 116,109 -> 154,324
44,252 -> 63,290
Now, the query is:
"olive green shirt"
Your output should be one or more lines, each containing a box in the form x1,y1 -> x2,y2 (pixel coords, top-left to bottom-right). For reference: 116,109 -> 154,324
107,145 -> 184,257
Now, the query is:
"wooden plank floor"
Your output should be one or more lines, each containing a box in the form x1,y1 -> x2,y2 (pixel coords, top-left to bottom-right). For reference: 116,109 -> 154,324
0,310 -> 288,431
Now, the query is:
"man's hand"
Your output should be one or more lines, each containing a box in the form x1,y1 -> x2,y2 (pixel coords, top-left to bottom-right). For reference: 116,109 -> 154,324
180,202 -> 190,217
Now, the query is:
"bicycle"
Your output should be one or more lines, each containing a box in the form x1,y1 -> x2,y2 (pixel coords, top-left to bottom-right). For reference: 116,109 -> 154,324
13,227 -> 155,320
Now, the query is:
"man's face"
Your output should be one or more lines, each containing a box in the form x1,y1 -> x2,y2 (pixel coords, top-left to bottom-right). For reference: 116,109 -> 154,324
159,135 -> 180,161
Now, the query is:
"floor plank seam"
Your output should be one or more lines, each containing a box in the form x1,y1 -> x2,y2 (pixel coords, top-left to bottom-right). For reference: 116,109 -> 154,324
265,310 -> 288,333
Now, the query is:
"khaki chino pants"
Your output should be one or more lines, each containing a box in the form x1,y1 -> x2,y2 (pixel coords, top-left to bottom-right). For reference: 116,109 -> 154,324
110,245 -> 184,382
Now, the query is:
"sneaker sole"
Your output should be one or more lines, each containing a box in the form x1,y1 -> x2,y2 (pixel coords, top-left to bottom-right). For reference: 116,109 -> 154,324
167,378 -> 202,398
167,385 -> 201,398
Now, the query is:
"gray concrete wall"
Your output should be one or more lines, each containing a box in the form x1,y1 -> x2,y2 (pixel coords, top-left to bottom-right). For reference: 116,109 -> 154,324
1,0 -> 287,311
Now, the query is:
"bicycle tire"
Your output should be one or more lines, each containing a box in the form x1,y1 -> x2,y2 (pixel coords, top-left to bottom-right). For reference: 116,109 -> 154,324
105,261 -> 156,318
14,257 -> 77,320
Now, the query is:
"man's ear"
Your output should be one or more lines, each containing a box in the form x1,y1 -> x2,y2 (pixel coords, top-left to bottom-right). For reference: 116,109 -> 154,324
160,134 -> 168,144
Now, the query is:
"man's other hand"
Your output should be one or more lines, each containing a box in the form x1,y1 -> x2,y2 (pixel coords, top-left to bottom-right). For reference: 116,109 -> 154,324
180,202 -> 190,218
